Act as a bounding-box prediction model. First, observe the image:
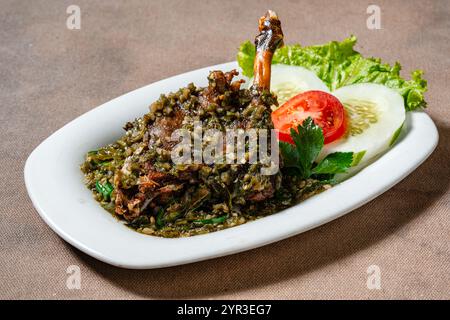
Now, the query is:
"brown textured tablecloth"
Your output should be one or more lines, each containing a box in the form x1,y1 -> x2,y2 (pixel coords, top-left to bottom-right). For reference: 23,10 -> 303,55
1,0 -> 449,300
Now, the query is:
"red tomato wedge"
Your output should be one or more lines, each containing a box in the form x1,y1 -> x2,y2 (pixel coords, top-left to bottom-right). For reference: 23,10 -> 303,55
271,90 -> 347,144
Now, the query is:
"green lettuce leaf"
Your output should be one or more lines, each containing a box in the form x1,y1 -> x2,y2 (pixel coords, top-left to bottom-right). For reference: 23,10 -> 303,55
237,41 -> 256,78
237,36 -> 427,111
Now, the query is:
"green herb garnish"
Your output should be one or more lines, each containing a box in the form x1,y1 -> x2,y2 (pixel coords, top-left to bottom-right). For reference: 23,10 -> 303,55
156,208 -> 165,229
95,181 -> 114,200
193,215 -> 228,225
312,152 -> 354,175
280,117 -> 353,180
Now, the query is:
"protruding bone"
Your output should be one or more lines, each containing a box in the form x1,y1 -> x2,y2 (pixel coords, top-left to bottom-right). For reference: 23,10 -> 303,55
252,10 -> 284,91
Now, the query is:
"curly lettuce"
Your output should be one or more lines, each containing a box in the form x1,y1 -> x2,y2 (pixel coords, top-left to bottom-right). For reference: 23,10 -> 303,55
237,36 -> 427,111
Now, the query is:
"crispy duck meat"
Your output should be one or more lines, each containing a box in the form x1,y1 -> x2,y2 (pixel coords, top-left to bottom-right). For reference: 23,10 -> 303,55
114,11 -> 284,220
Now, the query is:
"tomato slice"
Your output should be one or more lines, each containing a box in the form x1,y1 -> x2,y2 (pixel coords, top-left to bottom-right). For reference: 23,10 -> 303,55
271,90 -> 347,144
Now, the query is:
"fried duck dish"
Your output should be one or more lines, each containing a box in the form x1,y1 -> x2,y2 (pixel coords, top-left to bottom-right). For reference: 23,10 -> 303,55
81,11 -> 329,237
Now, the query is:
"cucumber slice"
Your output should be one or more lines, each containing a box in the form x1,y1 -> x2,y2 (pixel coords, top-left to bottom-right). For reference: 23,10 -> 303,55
248,64 -> 329,105
319,83 -> 406,178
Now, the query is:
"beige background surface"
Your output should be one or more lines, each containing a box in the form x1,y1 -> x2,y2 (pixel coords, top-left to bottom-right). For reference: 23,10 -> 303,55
1,0 -> 449,299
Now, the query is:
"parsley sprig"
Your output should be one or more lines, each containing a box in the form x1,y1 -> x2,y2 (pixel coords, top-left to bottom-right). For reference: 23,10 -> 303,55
279,117 -> 354,181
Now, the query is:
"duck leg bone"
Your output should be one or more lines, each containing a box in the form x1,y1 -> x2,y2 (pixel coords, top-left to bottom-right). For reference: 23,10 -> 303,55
252,10 -> 284,92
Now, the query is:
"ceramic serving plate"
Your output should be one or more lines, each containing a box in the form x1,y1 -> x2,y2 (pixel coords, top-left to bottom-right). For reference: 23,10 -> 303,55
24,62 -> 438,269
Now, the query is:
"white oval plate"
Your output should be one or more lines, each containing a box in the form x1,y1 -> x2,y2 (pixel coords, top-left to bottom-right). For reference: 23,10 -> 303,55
24,62 -> 438,269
